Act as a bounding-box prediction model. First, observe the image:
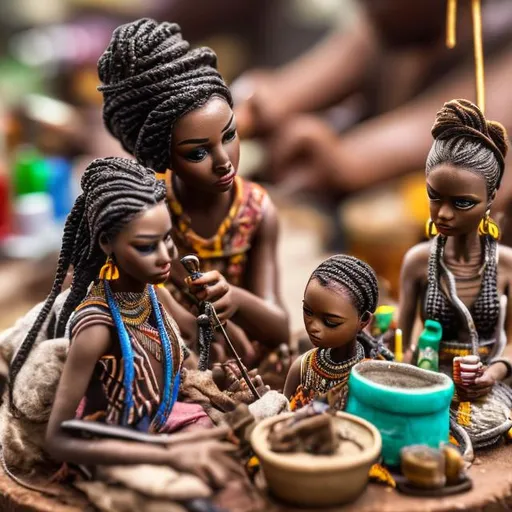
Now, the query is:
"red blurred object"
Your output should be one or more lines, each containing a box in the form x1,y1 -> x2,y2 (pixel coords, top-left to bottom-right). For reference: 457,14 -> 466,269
0,172 -> 11,239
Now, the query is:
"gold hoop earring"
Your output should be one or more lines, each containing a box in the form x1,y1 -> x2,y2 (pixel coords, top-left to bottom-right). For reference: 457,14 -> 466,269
478,210 -> 500,240
425,219 -> 438,239
99,255 -> 119,280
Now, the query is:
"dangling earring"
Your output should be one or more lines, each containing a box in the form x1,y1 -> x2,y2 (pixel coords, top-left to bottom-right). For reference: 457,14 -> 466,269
99,255 -> 119,280
478,210 -> 500,240
425,219 -> 438,238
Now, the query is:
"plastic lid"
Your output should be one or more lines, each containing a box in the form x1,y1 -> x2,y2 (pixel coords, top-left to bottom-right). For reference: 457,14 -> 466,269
418,319 -> 443,348
13,147 -> 49,196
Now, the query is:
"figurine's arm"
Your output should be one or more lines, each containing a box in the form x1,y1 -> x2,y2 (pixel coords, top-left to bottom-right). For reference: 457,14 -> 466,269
276,47 -> 512,197
234,17 -> 375,136
46,324 -> 182,466
397,244 -> 428,362
231,198 -> 289,348
283,355 -> 302,400
498,245 -> 512,345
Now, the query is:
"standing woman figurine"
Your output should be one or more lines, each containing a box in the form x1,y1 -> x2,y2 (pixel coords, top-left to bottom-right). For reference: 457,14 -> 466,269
398,100 -> 512,448
97,19 -> 289,366
8,157 -> 229,471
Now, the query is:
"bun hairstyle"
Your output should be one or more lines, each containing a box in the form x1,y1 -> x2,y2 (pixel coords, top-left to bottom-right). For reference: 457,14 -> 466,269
98,18 -> 232,172
426,99 -> 509,194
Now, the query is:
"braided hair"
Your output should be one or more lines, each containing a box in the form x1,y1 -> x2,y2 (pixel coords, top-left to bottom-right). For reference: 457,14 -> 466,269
426,99 -> 509,196
310,255 -> 379,317
9,157 -> 166,412
310,255 -> 394,360
98,18 -> 232,172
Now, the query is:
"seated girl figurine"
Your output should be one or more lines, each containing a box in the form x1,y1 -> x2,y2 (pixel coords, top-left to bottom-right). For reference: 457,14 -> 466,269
398,99 -> 512,450
97,19 -> 289,366
7,157 -> 230,470
283,255 -> 393,411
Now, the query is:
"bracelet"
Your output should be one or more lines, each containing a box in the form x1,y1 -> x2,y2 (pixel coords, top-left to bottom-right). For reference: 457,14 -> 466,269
489,358 -> 512,379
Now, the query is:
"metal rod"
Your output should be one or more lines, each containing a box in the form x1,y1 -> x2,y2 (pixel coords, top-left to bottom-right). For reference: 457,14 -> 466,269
180,255 -> 261,399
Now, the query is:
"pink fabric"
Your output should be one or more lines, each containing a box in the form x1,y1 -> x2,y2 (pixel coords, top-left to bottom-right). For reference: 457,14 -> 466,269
160,401 -> 213,433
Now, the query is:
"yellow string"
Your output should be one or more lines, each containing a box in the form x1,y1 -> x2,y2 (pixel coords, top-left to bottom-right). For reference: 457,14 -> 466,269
446,0 -> 457,49
472,0 -> 485,113
446,0 -> 485,113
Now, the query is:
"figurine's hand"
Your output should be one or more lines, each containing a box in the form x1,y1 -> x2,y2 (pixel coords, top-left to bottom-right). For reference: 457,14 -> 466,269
212,361 -> 269,403
166,438 -> 245,489
268,116 -> 343,195
187,270 -> 237,322
231,70 -> 286,138
457,369 -> 495,401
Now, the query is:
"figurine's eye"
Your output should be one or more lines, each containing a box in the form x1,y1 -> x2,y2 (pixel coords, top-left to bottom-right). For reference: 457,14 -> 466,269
185,148 -> 208,162
302,304 -> 313,317
453,199 -> 476,210
223,129 -> 237,144
323,318 -> 342,328
134,244 -> 157,255
427,190 -> 440,201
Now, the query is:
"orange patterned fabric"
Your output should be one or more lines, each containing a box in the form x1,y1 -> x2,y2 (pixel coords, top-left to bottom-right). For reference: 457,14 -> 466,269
163,172 -> 268,308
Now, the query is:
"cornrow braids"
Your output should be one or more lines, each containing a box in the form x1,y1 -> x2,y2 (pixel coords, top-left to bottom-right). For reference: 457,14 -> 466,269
426,99 -> 509,195
98,18 -> 232,172
9,157 -> 166,414
310,255 -> 379,316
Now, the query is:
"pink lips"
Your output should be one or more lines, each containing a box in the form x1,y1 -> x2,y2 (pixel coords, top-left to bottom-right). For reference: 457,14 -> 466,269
436,224 -> 454,233
216,169 -> 236,187
155,263 -> 171,278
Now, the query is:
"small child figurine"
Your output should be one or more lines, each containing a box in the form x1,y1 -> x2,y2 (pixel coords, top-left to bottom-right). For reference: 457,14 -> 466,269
283,255 -> 392,411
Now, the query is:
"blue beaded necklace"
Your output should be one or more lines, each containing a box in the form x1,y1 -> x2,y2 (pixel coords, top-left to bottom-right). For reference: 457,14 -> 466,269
104,280 -> 179,429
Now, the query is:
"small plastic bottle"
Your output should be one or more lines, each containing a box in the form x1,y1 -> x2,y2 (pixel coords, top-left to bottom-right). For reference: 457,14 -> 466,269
417,320 -> 443,372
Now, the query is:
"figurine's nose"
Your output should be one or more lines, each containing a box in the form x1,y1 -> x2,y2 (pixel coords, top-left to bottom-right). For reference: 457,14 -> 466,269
437,202 -> 454,221
212,147 -> 232,175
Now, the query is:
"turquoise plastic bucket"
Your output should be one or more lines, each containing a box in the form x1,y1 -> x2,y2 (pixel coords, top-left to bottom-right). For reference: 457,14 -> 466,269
345,361 -> 454,466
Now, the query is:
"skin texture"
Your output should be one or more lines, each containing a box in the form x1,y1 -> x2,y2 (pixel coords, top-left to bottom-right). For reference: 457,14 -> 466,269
44,203 -> 243,477
283,278 -> 370,398
169,96 -> 289,350
232,0 -> 512,206
398,166 -> 512,399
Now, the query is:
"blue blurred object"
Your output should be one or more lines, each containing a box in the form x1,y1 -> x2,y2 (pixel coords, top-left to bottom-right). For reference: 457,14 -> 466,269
46,157 -> 73,221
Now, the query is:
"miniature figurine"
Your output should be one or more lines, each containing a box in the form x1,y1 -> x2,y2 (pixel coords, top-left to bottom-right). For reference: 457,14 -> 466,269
283,254 -> 393,411
6,157 -> 245,477
97,19 -> 289,367
398,99 -> 512,450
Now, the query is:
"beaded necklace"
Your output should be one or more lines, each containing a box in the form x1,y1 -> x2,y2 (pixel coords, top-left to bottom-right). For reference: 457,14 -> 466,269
104,281 -> 179,429
424,234 -> 499,343
303,342 -> 365,394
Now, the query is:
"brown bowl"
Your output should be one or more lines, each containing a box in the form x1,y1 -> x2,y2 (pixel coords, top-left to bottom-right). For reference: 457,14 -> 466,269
250,412 -> 382,507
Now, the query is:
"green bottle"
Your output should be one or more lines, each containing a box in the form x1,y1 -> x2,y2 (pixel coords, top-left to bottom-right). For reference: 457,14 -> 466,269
417,320 -> 443,372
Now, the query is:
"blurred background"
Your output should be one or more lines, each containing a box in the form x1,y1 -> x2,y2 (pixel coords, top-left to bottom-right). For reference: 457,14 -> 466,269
1,0 -> 511,334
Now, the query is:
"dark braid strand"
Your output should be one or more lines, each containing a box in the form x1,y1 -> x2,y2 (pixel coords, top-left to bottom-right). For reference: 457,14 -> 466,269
98,18 -> 232,172
9,157 -> 166,413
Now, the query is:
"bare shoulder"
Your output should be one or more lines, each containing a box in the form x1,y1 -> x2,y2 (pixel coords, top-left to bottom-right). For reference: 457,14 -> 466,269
498,243 -> 512,270
70,323 -> 112,363
257,192 -> 278,234
155,284 -> 174,305
401,241 -> 431,279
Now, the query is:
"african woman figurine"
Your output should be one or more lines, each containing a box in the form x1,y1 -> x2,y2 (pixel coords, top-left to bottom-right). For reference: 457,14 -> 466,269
399,99 -> 512,451
283,255 -> 393,411
7,157 -> 239,472
97,19 -> 289,366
